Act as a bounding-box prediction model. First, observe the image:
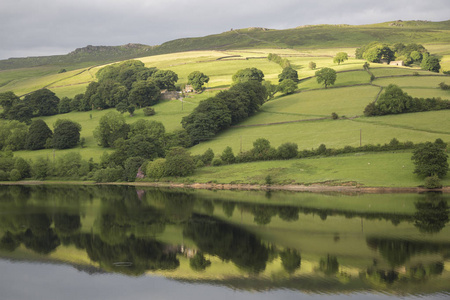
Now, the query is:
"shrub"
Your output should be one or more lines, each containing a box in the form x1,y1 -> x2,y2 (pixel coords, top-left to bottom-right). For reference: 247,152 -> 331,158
265,174 -> 273,185
146,158 -> 167,179
165,147 -> 195,177
93,166 -> 124,182
124,157 -> 145,182
277,143 -> 298,159
424,175 -> 442,189
212,158 -> 223,166
31,157 -> 49,180
195,160 -> 205,168
143,107 -> 156,116
201,148 -> 214,165
9,169 -> 21,181
331,112 -> 338,120
221,146 -> 235,164
0,170 -> 8,181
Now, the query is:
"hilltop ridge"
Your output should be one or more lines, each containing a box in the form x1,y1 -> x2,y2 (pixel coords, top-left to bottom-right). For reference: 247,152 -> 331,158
1,19 -> 449,71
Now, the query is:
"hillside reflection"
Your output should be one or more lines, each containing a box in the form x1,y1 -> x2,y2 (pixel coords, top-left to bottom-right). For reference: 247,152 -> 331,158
0,185 -> 449,295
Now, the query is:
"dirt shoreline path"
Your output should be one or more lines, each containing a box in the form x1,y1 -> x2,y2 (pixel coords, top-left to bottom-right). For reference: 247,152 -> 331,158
4,181 -> 448,194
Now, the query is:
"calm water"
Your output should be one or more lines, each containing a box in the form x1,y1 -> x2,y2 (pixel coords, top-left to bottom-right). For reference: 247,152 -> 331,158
0,185 -> 449,299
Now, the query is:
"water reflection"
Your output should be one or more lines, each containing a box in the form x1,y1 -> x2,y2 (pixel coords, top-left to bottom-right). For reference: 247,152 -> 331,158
0,185 -> 449,296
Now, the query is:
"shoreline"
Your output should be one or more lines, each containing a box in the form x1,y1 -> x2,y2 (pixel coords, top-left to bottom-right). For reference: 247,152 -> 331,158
2,181 -> 449,194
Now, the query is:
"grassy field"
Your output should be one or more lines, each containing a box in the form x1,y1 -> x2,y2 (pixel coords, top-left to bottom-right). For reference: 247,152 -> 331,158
1,46 -> 450,187
180,151 -> 450,187
189,113 -> 450,156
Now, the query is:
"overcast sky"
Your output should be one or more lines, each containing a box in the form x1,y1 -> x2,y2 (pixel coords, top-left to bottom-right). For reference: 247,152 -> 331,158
1,0 -> 449,60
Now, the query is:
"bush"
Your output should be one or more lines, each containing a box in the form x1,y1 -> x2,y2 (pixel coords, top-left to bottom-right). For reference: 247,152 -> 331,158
212,158 -> 223,166
9,169 -> 21,181
93,166 -> 124,182
277,143 -> 298,159
165,147 -> 195,177
143,107 -> 156,116
201,148 -> 214,165
424,175 -> 442,189
220,146 -> 235,164
265,174 -> 273,185
124,157 -> 145,182
331,112 -> 338,120
146,158 -> 167,179
0,170 -> 8,181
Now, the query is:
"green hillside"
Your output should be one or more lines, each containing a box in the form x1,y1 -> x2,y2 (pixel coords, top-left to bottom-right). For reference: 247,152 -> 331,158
1,20 -> 450,71
1,20 -> 450,187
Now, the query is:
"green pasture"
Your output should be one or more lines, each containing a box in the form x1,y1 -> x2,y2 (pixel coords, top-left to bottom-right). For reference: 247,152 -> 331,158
186,151 -> 450,187
354,110 -> 450,135
49,83 -> 90,99
298,70 -> 370,90
402,87 -> 450,99
0,67 -> 92,97
250,85 -> 379,123
370,67 -> 433,77
190,110 -> 450,156
373,75 -> 448,88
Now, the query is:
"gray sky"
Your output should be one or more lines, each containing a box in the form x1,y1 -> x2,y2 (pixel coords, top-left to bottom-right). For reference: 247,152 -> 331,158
1,0 -> 449,60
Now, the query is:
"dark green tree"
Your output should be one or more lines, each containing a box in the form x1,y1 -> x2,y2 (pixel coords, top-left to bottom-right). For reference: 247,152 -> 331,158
277,142 -> 298,159
421,55 -> 441,73
164,147 -> 195,177
187,71 -> 210,91
128,80 -> 160,107
151,70 -> 178,90
124,156 -> 146,182
411,141 -> 448,178
52,119 -> 82,149
58,97 -> 72,113
232,68 -> 264,84
0,91 -> 20,117
277,78 -> 298,95
24,88 -> 60,116
93,112 -> 130,147
221,146 -> 235,164
315,68 -> 337,88
376,84 -> 412,114
5,102 -> 33,124
201,148 -> 214,165
25,119 -> 52,150
278,66 -> 299,83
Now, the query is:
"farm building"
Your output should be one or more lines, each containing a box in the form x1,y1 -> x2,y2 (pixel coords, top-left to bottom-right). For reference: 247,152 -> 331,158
389,61 -> 405,66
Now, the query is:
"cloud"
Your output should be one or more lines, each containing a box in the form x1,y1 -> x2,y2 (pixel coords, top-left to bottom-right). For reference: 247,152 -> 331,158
0,0 -> 449,60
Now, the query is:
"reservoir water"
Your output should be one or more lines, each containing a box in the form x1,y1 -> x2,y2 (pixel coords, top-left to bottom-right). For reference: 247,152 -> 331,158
0,185 -> 449,299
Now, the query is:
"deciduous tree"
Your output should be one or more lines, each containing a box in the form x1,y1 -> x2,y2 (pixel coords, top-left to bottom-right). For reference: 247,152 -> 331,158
187,71 -> 210,91
411,141 -> 448,178
315,68 -> 337,88
333,52 -> 348,65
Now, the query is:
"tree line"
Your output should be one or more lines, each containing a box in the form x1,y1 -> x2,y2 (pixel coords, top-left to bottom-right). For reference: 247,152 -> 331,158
355,42 -> 441,72
364,84 -> 450,116
0,118 -> 81,151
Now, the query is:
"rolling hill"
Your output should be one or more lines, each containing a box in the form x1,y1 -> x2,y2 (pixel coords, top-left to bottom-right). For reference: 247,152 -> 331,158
1,20 -> 450,187
1,20 -> 450,71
